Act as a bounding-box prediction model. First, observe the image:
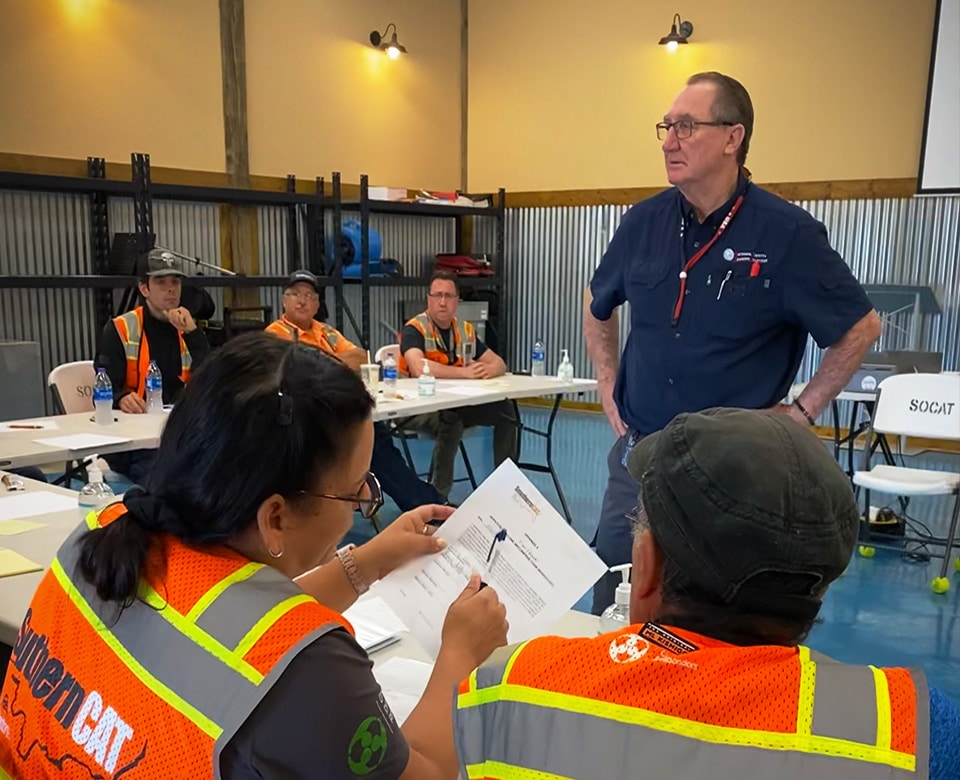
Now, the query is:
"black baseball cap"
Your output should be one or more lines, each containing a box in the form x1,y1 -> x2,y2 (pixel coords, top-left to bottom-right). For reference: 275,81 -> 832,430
140,248 -> 186,279
286,270 -> 320,292
626,407 -> 859,621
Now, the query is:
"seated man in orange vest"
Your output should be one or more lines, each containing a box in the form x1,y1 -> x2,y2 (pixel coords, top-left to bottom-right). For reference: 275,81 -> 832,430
266,270 -> 448,513
453,408 -> 960,779
94,250 -> 210,484
399,270 -> 518,498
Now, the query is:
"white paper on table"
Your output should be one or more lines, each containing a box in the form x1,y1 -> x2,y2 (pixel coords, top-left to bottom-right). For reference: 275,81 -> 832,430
373,657 -> 433,726
342,596 -> 408,654
34,433 -> 131,451
0,420 -> 60,433
0,491 -> 78,522
375,460 -> 607,659
436,384 -> 494,398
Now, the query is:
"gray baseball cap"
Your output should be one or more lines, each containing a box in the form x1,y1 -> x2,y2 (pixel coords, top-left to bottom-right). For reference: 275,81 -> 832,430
140,248 -> 187,279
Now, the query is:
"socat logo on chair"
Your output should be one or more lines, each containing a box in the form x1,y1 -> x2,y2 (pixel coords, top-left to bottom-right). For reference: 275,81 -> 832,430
908,398 -> 957,415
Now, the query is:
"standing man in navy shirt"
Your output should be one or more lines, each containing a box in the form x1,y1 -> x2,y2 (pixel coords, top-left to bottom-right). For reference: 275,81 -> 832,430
584,72 -> 882,613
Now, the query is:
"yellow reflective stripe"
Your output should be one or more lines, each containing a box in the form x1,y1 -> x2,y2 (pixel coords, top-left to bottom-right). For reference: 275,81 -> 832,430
137,582 -> 264,686
0,764 -> 14,780
50,558 -> 222,740
501,641 -> 530,685
458,684 -> 914,772
185,561 -> 264,623
465,761 -> 575,780
84,510 -> 99,530
234,593 -> 313,657
796,645 -> 816,736
869,665 -> 892,751
466,667 -> 479,695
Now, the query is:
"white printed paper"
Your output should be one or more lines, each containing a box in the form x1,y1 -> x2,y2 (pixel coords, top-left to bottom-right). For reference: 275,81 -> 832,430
0,492 -> 78,522
342,596 -> 408,654
373,657 -> 433,726
34,433 -> 131,451
376,460 -> 606,658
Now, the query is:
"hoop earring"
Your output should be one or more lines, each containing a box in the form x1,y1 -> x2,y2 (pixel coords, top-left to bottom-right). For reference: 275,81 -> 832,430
268,547 -> 284,559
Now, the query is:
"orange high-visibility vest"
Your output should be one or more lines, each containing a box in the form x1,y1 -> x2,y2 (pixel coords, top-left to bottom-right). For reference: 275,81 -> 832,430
264,317 -> 347,354
113,307 -> 192,398
0,503 -> 353,779
398,313 -> 475,374
454,623 -> 928,780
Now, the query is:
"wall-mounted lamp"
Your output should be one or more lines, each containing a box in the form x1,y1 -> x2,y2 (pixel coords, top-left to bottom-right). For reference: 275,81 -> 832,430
658,13 -> 693,52
369,23 -> 407,59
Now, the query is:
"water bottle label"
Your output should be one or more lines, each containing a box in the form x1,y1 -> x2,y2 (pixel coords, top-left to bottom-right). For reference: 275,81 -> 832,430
533,350 -> 545,360
146,377 -> 162,391
383,367 -> 398,381
93,388 -> 113,402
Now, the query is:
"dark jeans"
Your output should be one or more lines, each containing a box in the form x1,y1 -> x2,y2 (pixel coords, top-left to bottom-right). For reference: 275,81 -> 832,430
372,422 -> 445,512
103,449 -> 158,487
591,432 -> 642,615
9,467 -> 46,483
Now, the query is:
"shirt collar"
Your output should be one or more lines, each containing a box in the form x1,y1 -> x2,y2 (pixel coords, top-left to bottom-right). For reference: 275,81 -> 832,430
678,172 -> 751,230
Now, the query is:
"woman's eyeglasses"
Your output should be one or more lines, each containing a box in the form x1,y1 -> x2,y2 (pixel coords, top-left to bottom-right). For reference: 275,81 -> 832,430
299,472 -> 383,519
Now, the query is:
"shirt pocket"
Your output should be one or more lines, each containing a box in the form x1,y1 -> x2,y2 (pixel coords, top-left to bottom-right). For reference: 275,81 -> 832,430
709,268 -> 780,339
626,256 -> 673,326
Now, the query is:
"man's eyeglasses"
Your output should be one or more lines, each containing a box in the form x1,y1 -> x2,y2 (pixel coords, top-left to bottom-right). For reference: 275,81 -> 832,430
656,119 -> 735,141
299,472 -> 383,519
428,292 -> 459,302
284,290 -> 319,301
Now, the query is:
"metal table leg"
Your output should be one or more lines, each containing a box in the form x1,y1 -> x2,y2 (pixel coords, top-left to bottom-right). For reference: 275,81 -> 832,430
512,395 -> 574,524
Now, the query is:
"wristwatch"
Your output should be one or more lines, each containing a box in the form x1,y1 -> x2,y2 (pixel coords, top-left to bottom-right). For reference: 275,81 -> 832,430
336,544 -> 370,596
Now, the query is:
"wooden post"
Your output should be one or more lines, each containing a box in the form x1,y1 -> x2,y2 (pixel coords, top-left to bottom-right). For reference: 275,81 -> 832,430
219,0 -> 259,311
460,0 -> 469,193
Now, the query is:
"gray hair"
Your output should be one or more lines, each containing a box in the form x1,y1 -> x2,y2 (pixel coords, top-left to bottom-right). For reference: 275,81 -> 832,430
630,502 -> 650,538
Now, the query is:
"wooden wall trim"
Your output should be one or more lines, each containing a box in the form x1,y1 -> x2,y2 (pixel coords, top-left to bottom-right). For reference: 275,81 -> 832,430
0,152 -> 918,205
505,177 -> 918,208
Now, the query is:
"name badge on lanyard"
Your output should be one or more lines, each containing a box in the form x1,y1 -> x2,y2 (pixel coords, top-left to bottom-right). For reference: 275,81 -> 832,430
671,194 -> 744,326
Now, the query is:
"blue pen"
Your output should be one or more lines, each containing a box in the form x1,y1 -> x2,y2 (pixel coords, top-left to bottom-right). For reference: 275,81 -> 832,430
485,528 -> 508,575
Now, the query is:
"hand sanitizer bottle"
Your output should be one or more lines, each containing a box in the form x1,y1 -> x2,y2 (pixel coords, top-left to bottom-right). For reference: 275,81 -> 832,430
557,349 -> 574,383
599,563 -> 632,634
418,360 -> 436,397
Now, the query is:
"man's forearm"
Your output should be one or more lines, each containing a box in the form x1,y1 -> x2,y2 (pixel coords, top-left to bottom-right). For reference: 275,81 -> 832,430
798,311 -> 882,418
583,293 -> 620,386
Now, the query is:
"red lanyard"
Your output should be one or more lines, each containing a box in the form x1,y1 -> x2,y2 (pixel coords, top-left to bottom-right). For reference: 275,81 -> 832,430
671,194 -> 744,325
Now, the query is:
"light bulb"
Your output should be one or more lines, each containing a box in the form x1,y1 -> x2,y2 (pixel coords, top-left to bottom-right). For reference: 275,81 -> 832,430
666,40 -> 678,53
386,45 -> 400,59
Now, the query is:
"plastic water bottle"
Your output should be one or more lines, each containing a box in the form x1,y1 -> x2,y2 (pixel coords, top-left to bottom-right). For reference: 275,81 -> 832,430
93,368 -> 113,425
77,457 -> 115,522
599,564 -> 632,634
531,339 -> 546,376
418,360 -> 436,397
382,352 -> 399,399
557,348 -> 574,383
145,359 -> 163,413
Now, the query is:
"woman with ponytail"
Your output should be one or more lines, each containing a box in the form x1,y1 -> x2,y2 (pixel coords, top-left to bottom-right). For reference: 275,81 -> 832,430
1,332 -> 507,780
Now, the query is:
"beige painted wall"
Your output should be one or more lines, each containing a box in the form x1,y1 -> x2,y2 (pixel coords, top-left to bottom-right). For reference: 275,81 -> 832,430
0,0 -> 225,172
245,0 -> 461,190
0,0 -> 461,188
467,0 -> 937,191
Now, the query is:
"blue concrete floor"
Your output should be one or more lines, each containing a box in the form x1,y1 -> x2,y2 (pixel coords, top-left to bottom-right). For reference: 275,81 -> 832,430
348,406 -> 960,703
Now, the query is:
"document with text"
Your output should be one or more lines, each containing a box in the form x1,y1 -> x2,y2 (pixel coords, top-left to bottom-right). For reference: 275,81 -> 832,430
376,460 -> 606,658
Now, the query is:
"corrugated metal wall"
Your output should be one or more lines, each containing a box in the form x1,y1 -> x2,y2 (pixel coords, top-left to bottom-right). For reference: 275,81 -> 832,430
501,195 -> 960,418
2,189 -> 958,417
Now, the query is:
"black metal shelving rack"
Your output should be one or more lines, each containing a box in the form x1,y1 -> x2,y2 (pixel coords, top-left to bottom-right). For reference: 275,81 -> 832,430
329,171 -> 506,350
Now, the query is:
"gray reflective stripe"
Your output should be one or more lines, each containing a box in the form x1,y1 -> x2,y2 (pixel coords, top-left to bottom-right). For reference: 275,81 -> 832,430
454,699 -> 921,780
212,622 -> 344,780
809,652 -> 878,745
914,665 -> 931,779
182,346 -> 192,370
474,663 -> 506,691
196,564 -> 302,649
117,310 -> 141,360
58,519 -> 344,770
415,314 -> 440,353
414,314 -> 475,362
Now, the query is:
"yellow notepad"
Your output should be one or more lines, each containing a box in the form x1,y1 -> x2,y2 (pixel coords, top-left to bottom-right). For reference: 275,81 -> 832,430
0,549 -> 43,577
0,520 -> 45,536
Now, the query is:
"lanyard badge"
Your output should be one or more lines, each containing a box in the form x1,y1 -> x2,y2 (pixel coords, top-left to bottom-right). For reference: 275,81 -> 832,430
671,194 -> 744,325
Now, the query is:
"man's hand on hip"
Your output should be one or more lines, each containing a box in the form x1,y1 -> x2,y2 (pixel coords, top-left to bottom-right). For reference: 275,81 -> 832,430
599,382 -> 627,437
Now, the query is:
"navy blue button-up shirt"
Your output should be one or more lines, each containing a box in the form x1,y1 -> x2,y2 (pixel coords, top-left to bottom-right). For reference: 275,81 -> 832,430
589,179 -> 873,435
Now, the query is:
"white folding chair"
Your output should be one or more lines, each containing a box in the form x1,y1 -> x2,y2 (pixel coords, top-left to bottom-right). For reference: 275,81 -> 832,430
853,373 -> 960,593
